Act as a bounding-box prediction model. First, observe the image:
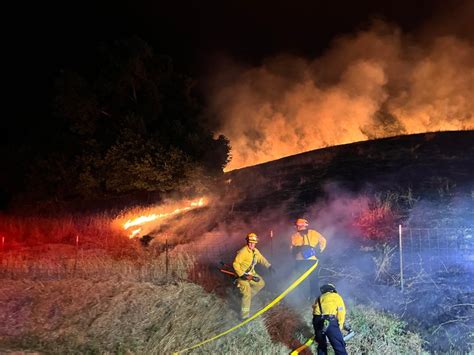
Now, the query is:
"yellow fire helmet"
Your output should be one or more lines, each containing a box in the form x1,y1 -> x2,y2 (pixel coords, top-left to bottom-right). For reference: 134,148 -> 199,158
295,218 -> 309,227
246,233 -> 259,244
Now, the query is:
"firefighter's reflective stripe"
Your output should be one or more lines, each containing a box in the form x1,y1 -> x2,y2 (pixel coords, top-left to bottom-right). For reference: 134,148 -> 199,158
173,260 -> 319,354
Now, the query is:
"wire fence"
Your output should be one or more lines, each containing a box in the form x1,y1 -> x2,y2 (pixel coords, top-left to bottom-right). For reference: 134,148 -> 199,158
399,226 -> 474,274
184,227 -> 474,293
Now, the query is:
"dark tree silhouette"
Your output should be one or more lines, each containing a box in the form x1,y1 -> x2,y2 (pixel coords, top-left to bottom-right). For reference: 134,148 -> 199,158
20,37 -> 230,203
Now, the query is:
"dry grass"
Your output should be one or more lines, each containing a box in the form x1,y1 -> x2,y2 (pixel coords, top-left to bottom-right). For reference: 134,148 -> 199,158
0,244 -> 194,284
372,243 -> 398,283
0,244 -> 431,354
0,279 -> 288,354
0,235 -> 289,354
0,211 -> 430,354
0,212 -> 120,248
346,304 -> 427,354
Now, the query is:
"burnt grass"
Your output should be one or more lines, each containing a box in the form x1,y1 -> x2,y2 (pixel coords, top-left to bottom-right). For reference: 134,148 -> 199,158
225,130 -> 474,217
216,130 -> 474,353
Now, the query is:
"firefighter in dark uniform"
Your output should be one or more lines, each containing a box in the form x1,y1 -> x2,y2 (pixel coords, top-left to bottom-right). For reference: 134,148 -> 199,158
312,283 -> 348,355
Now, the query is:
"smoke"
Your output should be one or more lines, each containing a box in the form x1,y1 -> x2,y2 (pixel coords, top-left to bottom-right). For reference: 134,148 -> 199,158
207,20 -> 474,170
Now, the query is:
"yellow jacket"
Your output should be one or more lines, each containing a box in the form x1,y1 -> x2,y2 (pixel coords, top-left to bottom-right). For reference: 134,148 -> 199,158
313,292 -> 346,329
291,229 -> 327,260
233,246 -> 271,277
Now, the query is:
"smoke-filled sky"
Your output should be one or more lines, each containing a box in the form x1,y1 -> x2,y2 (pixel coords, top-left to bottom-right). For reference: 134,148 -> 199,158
7,0 -> 473,170
206,9 -> 474,170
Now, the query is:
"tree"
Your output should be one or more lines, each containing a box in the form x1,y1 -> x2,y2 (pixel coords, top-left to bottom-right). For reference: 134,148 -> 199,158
24,37 -> 230,202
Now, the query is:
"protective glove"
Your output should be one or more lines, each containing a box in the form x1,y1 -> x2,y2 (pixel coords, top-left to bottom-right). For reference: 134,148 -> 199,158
343,322 -> 352,332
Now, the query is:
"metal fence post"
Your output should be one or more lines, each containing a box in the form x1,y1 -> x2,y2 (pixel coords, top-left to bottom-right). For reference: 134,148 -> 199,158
73,235 -> 79,276
270,230 -> 274,260
399,224 -> 404,292
165,238 -> 169,280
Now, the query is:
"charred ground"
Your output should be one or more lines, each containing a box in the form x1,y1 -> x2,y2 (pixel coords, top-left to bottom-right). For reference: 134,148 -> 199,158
225,130 -> 474,220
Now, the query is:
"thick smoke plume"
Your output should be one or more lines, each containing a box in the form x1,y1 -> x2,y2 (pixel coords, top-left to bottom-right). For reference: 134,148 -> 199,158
208,21 -> 474,170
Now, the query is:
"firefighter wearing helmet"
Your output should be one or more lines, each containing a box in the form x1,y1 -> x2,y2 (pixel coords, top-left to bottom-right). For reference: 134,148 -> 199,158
290,218 -> 327,299
233,233 -> 273,319
313,283 -> 347,355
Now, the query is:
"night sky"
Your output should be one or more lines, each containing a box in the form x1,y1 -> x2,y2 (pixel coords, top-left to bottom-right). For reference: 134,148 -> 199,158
7,0 -> 462,125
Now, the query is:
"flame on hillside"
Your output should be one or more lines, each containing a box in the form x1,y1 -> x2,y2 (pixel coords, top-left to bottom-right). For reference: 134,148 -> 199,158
120,198 -> 206,238
208,20 -> 474,171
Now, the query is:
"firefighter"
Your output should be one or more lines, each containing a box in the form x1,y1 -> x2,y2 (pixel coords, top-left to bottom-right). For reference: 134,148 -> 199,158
291,218 -> 327,299
313,283 -> 347,355
233,233 -> 273,319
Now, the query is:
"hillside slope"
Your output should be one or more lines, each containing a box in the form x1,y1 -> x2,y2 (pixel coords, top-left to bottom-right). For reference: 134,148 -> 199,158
225,130 -> 474,220
0,279 -> 288,354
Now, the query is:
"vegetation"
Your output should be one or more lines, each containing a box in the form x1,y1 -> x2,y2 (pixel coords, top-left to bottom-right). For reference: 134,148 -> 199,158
0,279 -> 288,354
1,36 -> 231,207
0,222 -> 426,354
346,305 -> 426,354
2,131 -> 472,353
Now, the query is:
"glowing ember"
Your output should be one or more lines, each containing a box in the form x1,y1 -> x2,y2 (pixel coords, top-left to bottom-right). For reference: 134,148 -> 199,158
122,197 -> 206,238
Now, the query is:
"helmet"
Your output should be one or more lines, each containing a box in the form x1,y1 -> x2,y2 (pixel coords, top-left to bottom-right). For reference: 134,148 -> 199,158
295,218 -> 309,227
246,233 -> 259,244
320,283 -> 337,294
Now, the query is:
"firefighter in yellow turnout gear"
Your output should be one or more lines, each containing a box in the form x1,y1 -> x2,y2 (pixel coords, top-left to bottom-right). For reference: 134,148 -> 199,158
312,283 -> 347,355
233,233 -> 272,319
291,218 -> 327,298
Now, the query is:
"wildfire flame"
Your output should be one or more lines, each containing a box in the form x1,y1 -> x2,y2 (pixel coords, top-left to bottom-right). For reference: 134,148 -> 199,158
210,24 -> 474,171
122,197 -> 206,238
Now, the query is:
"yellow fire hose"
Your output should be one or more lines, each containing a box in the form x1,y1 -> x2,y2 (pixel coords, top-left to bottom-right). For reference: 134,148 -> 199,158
290,330 -> 356,354
173,260 -> 319,354
290,337 -> 315,354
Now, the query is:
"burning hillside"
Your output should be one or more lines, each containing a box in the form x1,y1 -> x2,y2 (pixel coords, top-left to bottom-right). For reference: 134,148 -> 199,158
208,21 -> 474,171
225,130 -> 474,220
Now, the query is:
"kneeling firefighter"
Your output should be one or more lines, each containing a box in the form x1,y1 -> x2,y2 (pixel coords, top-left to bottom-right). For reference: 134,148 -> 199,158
312,283 -> 348,355
233,233 -> 274,319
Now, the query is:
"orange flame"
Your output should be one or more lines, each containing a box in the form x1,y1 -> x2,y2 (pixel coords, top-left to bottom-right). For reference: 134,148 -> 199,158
122,197 -> 206,238
210,25 -> 474,171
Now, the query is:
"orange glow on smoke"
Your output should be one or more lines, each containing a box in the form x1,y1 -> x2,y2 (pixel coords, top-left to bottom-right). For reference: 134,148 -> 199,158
122,197 -> 206,238
210,25 -> 474,171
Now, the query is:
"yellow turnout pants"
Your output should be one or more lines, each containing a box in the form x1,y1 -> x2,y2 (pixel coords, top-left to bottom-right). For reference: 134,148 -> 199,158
236,276 -> 265,317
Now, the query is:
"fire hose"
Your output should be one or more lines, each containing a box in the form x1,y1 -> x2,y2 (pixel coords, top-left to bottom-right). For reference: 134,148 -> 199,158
220,262 -> 356,353
172,260 -> 319,354
289,330 -> 356,354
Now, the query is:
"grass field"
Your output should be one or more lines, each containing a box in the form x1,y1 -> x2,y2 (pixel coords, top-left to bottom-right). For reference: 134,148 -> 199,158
0,237 -> 426,354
